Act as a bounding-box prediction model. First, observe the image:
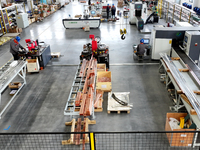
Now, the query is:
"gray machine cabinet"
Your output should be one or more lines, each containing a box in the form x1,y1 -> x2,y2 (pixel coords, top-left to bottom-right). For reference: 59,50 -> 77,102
16,13 -> 29,28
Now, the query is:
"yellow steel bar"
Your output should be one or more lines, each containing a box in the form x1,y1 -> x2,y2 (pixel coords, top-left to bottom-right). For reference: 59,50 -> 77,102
1,10 -> 7,33
90,133 -> 95,150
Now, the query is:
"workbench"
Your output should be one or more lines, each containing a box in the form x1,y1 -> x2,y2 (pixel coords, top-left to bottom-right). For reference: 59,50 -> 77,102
0,59 -> 27,119
159,50 -> 200,147
26,45 -> 51,69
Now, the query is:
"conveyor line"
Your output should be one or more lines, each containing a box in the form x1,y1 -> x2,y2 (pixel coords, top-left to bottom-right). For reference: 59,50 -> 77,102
173,47 -> 200,81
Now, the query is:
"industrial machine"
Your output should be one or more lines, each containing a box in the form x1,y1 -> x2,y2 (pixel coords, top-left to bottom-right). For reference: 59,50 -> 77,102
180,31 -> 200,64
16,13 -> 29,28
62,5 -> 101,29
151,27 -> 200,65
80,35 -> 109,69
129,2 -> 145,30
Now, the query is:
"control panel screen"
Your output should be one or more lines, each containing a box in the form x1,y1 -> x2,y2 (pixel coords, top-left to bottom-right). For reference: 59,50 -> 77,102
184,36 -> 188,43
143,39 -> 150,44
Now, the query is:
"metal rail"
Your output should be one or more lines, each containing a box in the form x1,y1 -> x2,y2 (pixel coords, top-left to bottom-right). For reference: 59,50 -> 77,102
64,62 -> 96,119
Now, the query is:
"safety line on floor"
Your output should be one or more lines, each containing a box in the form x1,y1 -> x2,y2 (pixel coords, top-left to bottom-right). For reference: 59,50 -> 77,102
110,63 -> 159,66
46,63 -> 159,67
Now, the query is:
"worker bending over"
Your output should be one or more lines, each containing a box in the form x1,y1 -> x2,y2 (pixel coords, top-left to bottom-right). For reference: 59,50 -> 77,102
10,36 -> 25,60
136,39 -> 148,56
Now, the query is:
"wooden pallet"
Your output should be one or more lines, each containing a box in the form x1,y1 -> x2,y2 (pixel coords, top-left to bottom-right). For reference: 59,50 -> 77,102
108,110 -> 130,114
107,92 -> 131,114
51,52 -> 61,58
62,118 -> 96,145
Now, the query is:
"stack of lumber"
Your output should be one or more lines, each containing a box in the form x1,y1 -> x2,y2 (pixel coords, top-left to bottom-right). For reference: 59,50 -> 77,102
94,89 -> 104,112
62,118 -> 96,149
77,56 -> 102,116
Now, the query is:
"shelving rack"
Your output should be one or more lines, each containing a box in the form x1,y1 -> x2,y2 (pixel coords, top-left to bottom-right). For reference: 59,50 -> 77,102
158,0 -> 200,26
0,3 -> 23,35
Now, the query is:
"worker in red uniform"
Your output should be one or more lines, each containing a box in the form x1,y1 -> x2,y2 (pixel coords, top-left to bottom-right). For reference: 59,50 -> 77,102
10,36 -> 25,60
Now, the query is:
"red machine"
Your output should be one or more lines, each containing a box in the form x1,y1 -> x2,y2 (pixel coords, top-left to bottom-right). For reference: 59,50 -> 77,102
25,39 -> 38,51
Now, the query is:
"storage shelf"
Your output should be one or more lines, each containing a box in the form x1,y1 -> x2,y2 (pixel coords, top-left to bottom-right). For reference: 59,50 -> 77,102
160,0 -> 200,25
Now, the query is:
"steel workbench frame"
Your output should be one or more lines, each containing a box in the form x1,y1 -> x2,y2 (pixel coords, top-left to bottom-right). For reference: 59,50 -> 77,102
0,60 -> 27,119
159,57 -> 200,147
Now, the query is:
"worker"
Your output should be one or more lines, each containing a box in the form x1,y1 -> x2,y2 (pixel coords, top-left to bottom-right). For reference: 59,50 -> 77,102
10,36 -> 25,60
106,4 -> 110,19
111,4 -> 116,19
136,39 -> 148,56
88,0 -> 91,5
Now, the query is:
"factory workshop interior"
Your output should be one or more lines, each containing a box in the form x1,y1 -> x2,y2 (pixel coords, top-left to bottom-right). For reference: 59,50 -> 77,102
1,0 -> 200,149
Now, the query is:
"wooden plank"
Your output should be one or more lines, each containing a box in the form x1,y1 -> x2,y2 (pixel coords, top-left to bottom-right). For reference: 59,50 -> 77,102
79,94 -> 87,115
94,108 -> 103,112
180,94 -> 193,108
193,90 -> 200,95
171,57 -> 180,60
70,119 -> 76,144
179,68 -> 189,72
177,90 -> 200,95
75,118 -> 82,145
2,33 -> 20,37
190,109 -> 197,115
167,68 -> 189,72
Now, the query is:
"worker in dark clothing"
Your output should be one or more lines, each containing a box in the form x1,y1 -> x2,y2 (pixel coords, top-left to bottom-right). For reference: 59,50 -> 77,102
136,39 -> 148,56
88,0 -> 91,5
10,36 -> 25,60
106,4 -> 110,19
111,4 -> 116,19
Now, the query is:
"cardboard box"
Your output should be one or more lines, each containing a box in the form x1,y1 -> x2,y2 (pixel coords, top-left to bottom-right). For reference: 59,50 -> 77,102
44,8 -> 48,12
47,12 -> 51,16
97,64 -> 106,72
31,17 -> 35,23
75,15 -> 82,18
96,71 -> 112,92
26,58 -> 40,72
9,82 -> 22,90
38,4 -> 43,9
40,12 -> 47,17
33,14 -> 40,21
9,27 -> 18,33
28,18 -> 32,24
18,28 -> 22,33
165,113 -> 195,147
10,90 -> 17,96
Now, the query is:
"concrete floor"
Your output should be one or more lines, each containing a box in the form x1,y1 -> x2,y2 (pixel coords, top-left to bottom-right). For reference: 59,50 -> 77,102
0,2 -> 175,133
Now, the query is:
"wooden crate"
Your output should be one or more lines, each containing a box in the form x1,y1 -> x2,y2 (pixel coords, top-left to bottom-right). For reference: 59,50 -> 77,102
165,113 -> 195,147
26,58 -> 40,72
96,71 -> 112,92
97,63 -> 106,72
